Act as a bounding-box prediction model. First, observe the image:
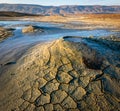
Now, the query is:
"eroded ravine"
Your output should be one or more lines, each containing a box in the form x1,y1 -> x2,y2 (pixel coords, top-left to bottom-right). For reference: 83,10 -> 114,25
0,37 -> 120,111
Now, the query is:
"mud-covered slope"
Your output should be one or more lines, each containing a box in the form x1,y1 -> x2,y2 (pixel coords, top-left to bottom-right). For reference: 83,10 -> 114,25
0,37 -> 120,111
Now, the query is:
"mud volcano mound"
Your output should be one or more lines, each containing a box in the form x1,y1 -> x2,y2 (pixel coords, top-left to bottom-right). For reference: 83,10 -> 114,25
0,36 -> 120,111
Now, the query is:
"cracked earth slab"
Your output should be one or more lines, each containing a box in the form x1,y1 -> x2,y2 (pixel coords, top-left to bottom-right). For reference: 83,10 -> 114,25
0,36 -> 120,111
0,27 -> 13,42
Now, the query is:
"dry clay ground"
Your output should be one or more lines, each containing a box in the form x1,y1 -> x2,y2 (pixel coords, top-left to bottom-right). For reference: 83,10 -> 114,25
0,14 -> 120,31
0,36 -> 120,111
33,14 -> 120,31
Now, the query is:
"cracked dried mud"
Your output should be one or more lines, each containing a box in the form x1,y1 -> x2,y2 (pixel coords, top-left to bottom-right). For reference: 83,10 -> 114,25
0,36 -> 120,111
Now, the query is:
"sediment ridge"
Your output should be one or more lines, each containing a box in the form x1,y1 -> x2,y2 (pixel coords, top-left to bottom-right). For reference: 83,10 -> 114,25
0,36 -> 120,111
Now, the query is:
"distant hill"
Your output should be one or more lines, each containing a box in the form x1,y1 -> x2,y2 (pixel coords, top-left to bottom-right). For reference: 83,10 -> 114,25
0,4 -> 120,15
0,11 -> 39,17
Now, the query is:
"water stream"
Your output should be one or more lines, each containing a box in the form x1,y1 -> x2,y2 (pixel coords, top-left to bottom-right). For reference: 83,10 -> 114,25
0,21 -> 118,64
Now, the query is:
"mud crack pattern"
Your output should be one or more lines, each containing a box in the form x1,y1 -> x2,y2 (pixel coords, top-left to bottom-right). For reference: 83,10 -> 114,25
0,38 -> 120,111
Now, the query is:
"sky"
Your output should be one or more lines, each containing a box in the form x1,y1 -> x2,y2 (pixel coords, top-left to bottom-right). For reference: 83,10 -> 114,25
0,0 -> 120,6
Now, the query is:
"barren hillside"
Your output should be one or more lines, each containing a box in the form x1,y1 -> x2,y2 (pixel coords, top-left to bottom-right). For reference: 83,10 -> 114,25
0,4 -> 120,15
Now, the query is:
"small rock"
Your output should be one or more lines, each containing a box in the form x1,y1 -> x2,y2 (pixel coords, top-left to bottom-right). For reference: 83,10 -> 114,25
22,25 -> 35,33
22,25 -> 43,33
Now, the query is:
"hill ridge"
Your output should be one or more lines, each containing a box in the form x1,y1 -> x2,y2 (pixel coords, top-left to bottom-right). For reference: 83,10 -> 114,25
0,4 -> 120,15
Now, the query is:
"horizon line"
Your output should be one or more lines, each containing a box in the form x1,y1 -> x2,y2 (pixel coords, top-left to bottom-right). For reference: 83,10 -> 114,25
0,3 -> 120,7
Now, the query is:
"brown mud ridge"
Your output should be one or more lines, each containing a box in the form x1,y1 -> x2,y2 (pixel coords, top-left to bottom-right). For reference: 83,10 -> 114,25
0,27 -> 14,42
0,36 -> 120,111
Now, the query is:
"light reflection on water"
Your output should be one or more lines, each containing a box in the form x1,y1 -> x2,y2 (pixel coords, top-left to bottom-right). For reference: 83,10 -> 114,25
0,21 -> 118,63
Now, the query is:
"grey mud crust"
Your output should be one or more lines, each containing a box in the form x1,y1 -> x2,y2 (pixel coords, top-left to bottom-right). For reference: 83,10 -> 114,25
0,36 -> 120,111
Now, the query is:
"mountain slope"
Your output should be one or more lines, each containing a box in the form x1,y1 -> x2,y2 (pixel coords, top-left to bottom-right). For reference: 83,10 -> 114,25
0,4 -> 120,15
0,11 -> 39,17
